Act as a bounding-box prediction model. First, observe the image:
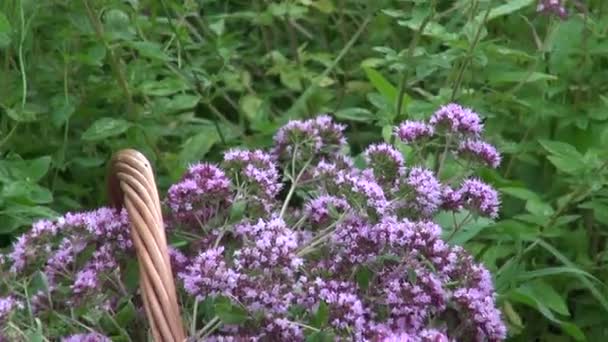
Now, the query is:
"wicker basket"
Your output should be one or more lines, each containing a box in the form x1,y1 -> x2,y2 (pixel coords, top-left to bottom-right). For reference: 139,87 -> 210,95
108,149 -> 186,342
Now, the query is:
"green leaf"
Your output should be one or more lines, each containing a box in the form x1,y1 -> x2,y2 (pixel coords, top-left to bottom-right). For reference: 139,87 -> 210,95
2,181 -> 53,204
179,129 -> 220,166
363,67 -> 397,104
525,199 -> 554,217
436,210 -> 494,245
122,259 -> 140,292
306,330 -> 335,342
81,118 -> 131,141
536,239 -> 608,314
559,321 -> 586,341
334,108 -> 375,123
539,140 -> 583,159
214,296 -> 249,325
0,156 -> 52,182
479,0 -> 535,21
229,200 -> 247,223
129,41 -> 169,61
546,156 -> 585,174
500,187 -> 541,201
0,11 -> 11,48
310,301 -> 329,328
5,106 -> 39,122
517,267 -> 598,283
240,94 -> 264,122
139,78 -> 190,96
355,266 -> 373,291
116,301 -> 137,326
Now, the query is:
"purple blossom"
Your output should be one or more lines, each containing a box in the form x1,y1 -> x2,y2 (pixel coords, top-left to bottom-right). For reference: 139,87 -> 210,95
365,143 -> 405,186
299,279 -> 371,339
9,208 -> 130,274
234,217 -> 303,276
61,333 -> 112,342
44,238 -> 86,286
537,0 -> 567,18
440,185 -> 462,211
430,103 -> 483,136
168,247 -> 190,275
9,219 -> 59,273
457,179 -> 500,218
273,115 -> 347,162
332,170 -> 390,218
394,167 -> 443,217
453,288 -> 507,341
457,139 -> 502,168
166,163 -> 232,224
71,245 -> 117,297
179,247 -> 242,299
224,149 -> 282,212
395,120 -> 435,143
380,329 -> 450,342
305,195 -> 350,225
380,265 -> 446,331
0,296 -> 23,322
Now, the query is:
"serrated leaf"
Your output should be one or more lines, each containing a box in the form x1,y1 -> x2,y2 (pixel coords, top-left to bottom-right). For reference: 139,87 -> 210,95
82,118 -> 131,141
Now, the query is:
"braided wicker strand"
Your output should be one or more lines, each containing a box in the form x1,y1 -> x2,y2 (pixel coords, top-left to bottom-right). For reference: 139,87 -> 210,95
108,149 -> 186,342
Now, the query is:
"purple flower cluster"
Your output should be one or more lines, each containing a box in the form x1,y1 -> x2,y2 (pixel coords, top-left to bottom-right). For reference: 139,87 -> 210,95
224,149 -> 282,213
273,115 -> 347,163
395,120 -> 435,143
457,139 -> 502,168
305,195 -> 350,225
1,208 -> 135,335
166,163 -> 232,225
430,103 -> 484,136
393,167 -> 443,218
537,0 -> 567,18
234,217 -> 303,276
365,143 -> 405,187
1,111 -> 506,341
179,246 -> 242,299
456,179 -> 501,218
331,168 -> 390,218
61,333 -> 112,342
0,296 -> 22,322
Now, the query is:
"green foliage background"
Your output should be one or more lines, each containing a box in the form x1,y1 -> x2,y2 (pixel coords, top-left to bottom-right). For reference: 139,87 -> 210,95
1,0 -> 607,340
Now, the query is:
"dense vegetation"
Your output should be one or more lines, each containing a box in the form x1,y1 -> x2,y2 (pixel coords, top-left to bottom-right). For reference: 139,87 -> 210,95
1,0 -> 607,340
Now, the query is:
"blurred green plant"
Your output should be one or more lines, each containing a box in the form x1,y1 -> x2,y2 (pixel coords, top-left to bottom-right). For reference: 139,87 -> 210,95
1,0 -> 607,340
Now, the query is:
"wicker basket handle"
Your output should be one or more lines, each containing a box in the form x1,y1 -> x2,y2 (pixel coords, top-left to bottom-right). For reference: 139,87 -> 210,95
107,149 -> 186,342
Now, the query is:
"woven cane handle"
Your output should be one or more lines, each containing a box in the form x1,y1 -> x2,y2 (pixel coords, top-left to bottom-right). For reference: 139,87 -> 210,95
108,149 -> 186,342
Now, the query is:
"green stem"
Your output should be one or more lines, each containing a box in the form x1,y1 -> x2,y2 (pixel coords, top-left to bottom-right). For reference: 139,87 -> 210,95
280,157 -> 313,219
396,0 -> 437,118
450,2 -> 492,101
82,0 -> 135,119
18,0 -> 26,110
